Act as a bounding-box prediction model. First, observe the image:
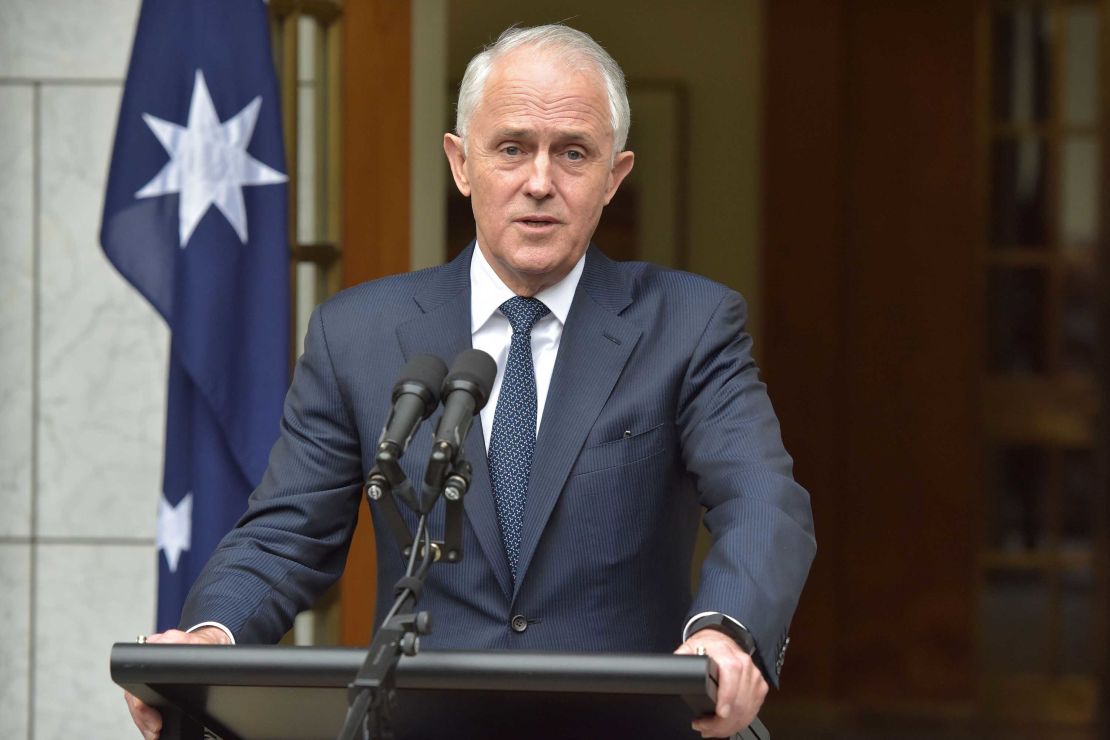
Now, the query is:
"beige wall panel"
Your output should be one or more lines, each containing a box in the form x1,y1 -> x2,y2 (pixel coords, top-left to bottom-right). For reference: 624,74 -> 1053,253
34,543 -> 155,739
0,0 -> 140,80
37,84 -> 168,539
0,85 -> 35,538
0,544 -> 31,739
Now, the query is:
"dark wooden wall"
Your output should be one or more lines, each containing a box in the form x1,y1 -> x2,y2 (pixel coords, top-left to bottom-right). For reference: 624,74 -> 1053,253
762,0 -> 980,706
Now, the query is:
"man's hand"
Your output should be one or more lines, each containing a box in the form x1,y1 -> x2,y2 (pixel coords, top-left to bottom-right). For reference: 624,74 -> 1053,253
675,628 -> 768,738
124,627 -> 230,739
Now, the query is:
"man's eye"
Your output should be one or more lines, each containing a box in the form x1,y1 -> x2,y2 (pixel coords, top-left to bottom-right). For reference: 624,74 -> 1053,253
565,150 -> 584,161
502,146 -> 521,156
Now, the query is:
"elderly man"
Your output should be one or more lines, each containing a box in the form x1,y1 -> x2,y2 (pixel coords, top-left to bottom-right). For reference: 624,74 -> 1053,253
127,24 -> 814,740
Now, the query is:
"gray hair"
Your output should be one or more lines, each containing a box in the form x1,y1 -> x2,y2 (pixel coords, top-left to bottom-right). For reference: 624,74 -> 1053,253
455,24 -> 630,154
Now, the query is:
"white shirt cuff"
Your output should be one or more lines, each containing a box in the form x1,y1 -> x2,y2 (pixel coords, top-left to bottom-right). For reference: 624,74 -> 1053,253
683,611 -> 748,642
187,621 -> 236,645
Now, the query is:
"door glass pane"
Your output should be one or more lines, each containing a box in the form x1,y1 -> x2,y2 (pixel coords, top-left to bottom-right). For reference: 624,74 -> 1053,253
1059,137 -> 1100,249
295,261 -> 322,356
298,83 -> 318,243
1061,448 -> 1095,552
988,267 -> 1047,373
992,6 -> 1051,123
990,138 -> 1048,248
1062,261 -> 1097,372
981,570 -> 1049,673
1059,567 -> 1094,674
298,13 -> 317,84
989,445 -> 1047,551
1064,4 -> 1099,127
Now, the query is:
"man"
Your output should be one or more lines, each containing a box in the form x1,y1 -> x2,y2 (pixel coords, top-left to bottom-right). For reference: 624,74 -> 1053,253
127,24 -> 815,739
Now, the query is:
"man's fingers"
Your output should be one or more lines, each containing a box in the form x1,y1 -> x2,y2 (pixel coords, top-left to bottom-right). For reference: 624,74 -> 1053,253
712,650 -> 738,720
680,630 -> 768,738
675,640 -> 723,736
128,628 -> 231,737
147,629 -> 187,644
691,652 -> 739,737
124,690 -> 162,738
146,628 -> 227,645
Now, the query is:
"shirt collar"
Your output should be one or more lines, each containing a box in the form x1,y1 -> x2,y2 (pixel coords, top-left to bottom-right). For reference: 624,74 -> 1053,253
470,244 -> 585,333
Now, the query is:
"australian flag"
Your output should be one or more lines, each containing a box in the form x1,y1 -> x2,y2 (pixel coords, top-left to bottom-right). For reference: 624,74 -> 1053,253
100,0 -> 290,631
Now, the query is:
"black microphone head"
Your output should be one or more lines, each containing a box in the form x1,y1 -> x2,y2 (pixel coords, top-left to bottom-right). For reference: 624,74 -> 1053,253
443,349 -> 497,410
393,354 -> 448,418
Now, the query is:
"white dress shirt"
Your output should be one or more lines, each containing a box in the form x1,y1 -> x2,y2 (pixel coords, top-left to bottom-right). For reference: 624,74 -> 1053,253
469,244 -> 584,450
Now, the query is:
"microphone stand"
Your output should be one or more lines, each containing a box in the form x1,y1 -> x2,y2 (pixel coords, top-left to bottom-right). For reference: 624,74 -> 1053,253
335,442 -> 473,740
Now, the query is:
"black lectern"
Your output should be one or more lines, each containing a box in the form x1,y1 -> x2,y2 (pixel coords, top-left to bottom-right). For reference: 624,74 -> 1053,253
111,644 -> 770,740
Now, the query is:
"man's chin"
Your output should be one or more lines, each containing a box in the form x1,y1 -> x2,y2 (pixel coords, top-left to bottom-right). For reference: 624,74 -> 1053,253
495,250 -> 578,294
510,250 -> 575,273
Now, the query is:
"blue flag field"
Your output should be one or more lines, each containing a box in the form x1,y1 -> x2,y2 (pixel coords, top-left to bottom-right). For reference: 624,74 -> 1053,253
100,0 -> 290,631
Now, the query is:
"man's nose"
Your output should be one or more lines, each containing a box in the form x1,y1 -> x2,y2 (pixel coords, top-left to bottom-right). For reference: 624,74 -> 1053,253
524,152 -> 554,199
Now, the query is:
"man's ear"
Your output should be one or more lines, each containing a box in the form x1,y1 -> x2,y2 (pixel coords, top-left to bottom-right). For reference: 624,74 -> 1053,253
443,133 -> 471,197
603,150 -> 635,205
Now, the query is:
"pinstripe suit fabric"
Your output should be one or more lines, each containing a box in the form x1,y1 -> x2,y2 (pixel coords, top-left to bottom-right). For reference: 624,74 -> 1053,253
180,244 -> 815,686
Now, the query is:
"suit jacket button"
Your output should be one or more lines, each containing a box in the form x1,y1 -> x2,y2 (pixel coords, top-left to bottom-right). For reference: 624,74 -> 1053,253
510,615 -> 528,633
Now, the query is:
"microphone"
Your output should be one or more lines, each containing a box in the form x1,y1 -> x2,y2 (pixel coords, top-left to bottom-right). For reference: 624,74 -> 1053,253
432,349 -> 497,457
421,349 -> 496,510
378,354 -> 449,459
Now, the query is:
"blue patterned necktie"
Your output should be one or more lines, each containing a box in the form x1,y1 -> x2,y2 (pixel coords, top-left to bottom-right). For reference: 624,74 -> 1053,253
488,296 -> 551,581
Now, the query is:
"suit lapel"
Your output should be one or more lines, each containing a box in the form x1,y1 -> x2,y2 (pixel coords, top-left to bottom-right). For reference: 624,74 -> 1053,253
512,248 -> 642,601
458,410 -> 511,599
396,245 -> 471,361
395,244 -> 513,600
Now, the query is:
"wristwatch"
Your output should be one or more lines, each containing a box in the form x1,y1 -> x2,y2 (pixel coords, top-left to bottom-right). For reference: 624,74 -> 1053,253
686,613 -> 756,655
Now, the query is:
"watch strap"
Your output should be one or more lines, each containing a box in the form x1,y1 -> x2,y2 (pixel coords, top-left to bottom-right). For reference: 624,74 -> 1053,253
686,613 -> 756,655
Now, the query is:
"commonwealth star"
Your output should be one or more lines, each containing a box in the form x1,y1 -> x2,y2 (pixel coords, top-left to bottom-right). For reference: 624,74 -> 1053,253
136,69 -> 287,247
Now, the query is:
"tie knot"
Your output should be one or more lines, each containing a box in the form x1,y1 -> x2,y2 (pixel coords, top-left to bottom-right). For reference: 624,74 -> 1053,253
499,296 -> 550,334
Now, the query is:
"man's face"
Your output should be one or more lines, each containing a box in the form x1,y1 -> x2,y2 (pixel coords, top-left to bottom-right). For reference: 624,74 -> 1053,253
444,47 -> 634,296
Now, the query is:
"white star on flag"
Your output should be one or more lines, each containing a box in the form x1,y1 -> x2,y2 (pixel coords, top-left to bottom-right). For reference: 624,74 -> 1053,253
157,492 -> 193,573
136,69 -> 287,247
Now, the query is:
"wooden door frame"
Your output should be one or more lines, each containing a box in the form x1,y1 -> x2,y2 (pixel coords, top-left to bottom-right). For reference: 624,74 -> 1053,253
338,0 -> 412,646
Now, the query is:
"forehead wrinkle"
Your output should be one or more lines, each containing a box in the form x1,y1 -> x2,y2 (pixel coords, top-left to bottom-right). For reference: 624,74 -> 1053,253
481,93 -> 609,140
488,82 -> 607,115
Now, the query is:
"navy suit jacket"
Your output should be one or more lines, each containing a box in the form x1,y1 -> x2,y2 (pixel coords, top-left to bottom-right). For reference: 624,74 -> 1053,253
180,245 -> 815,685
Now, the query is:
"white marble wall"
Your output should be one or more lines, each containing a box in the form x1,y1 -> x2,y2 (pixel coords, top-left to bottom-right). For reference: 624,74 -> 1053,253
0,85 -> 35,541
0,545 -> 32,739
0,83 -> 36,740
0,0 -> 166,738
38,84 -> 167,541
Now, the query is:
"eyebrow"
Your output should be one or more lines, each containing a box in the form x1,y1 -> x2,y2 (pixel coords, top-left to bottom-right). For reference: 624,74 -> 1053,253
494,128 -> 597,145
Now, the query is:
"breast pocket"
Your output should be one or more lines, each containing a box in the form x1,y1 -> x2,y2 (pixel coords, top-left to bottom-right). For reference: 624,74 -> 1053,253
571,423 -> 667,477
